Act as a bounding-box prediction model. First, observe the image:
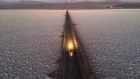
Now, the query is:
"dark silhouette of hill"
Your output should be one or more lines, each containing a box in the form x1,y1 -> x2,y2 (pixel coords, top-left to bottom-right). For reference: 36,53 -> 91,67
114,2 -> 140,8
0,1 -> 5,4
0,1 -> 140,9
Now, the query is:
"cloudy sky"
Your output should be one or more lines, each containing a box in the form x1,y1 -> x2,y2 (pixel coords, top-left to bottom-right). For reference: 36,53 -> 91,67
1,0 -> 140,2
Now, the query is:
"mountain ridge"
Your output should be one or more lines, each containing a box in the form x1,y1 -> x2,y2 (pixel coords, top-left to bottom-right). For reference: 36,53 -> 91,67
0,1 -> 140,9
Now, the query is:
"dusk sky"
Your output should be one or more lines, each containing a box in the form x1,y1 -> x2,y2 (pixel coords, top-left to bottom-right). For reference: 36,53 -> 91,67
1,0 -> 140,2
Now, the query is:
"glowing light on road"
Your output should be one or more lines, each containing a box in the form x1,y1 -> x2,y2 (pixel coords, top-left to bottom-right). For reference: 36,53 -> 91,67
68,41 -> 74,50
73,37 -> 78,48
69,51 -> 73,57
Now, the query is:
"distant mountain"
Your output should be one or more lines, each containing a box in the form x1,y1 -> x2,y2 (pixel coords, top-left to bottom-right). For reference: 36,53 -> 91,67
19,1 -> 46,4
106,0 -> 121,2
0,1 -> 114,9
0,1 -> 5,4
0,1 -> 140,9
114,2 -> 140,8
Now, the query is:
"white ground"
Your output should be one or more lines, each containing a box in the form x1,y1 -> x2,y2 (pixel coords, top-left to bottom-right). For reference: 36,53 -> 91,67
70,9 -> 140,79
0,10 -> 65,79
0,9 -> 140,79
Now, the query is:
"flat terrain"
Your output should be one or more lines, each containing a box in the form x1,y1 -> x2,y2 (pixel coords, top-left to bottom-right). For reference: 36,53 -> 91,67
0,9 -> 140,79
0,10 -> 65,79
70,9 -> 140,79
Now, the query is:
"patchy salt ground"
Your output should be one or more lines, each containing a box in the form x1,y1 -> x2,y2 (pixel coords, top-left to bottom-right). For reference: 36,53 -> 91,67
0,9 -> 140,79
0,10 -> 65,79
70,9 -> 140,79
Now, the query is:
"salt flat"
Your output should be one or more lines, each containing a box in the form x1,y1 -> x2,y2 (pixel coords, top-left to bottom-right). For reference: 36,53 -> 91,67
70,9 -> 140,79
0,9 -> 140,79
0,10 -> 65,79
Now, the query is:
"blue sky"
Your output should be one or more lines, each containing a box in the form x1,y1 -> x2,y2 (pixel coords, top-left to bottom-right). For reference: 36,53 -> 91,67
1,0 -> 140,2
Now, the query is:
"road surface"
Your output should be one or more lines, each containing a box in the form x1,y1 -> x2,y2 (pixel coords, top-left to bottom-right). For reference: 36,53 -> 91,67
57,11 -> 96,79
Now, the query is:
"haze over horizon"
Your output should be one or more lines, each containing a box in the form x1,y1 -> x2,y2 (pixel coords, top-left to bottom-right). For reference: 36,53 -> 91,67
1,0 -> 140,2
